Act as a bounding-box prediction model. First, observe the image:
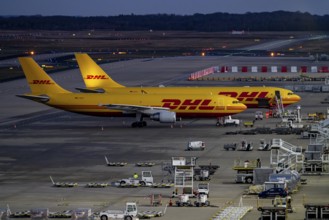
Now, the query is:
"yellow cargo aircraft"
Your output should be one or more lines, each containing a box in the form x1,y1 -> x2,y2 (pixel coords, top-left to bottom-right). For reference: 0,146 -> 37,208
75,53 -> 301,108
17,57 -> 246,127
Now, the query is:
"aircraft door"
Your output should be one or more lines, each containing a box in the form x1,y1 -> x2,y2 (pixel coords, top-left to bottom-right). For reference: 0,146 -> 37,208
257,98 -> 270,108
275,90 -> 281,99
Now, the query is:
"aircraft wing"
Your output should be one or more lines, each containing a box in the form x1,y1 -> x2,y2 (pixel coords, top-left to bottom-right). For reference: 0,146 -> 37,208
101,104 -> 169,113
16,94 -> 49,102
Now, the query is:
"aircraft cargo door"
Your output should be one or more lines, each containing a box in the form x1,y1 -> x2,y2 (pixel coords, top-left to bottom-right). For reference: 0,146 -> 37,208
257,98 -> 270,108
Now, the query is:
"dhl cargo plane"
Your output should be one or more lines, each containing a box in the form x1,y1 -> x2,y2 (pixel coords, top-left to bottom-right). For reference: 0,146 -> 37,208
75,53 -> 301,108
17,57 -> 247,127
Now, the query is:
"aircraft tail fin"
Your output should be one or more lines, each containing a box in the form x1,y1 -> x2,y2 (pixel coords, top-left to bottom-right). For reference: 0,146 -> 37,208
49,176 -> 55,185
75,53 -> 124,89
19,57 -> 70,94
104,156 -> 110,165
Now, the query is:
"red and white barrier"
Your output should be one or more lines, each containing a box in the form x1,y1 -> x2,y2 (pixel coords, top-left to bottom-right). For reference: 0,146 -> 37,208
188,65 -> 329,80
188,66 -> 219,80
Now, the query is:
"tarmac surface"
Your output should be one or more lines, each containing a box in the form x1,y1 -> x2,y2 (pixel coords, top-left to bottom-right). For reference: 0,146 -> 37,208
1,56 -> 329,220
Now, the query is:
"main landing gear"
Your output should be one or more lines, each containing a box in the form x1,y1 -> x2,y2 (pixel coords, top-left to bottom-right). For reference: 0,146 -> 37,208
131,113 -> 147,128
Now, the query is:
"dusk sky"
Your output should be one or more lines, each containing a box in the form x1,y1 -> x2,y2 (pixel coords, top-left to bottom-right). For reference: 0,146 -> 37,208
1,0 -> 328,16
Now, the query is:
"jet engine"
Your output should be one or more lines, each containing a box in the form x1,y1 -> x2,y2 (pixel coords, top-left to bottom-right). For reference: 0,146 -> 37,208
150,111 -> 176,123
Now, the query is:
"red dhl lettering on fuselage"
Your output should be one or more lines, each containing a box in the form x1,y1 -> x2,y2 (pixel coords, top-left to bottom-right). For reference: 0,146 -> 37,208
86,75 -> 108,79
162,99 -> 215,110
218,91 -> 269,102
30,80 -> 53,84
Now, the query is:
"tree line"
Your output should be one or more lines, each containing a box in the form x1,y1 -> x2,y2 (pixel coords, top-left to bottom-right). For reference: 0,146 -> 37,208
0,11 -> 328,31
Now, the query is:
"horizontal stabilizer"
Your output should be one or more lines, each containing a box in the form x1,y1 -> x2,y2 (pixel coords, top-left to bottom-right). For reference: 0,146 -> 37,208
75,87 -> 105,93
16,94 -> 49,102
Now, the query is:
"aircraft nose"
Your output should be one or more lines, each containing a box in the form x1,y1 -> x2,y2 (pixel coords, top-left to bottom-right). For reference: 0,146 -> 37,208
295,94 -> 301,102
293,94 -> 302,102
239,103 -> 247,112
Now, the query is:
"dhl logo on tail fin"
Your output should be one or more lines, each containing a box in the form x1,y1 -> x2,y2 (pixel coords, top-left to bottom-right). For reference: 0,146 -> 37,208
31,80 -> 54,85
18,57 -> 70,94
85,75 -> 108,80
75,53 -> 124,88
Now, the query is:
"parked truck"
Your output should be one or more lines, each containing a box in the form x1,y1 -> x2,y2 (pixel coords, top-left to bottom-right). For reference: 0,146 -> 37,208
216,116 -> 240,126
119,171 -> 153,186
186,141 -> 205,151
197,183 -> 210,197
99,202 -> 138,220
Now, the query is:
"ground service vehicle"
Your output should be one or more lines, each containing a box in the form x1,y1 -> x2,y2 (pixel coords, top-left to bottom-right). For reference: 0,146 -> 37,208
224,143 -> 237,151
258,139 -> 271,151
255,111 -> 264,120
235,170 -> 253,184
217,115 -> 240,126
175,194 -> 192,207
223,115 -> 240,126
198,169 -> 210,181
197,183 -> 210,196
99,202 -> 138,220
194,194 -> 210,207
119,171 -> 153,186
186,141 -> 205,151
258,188 -> 288,198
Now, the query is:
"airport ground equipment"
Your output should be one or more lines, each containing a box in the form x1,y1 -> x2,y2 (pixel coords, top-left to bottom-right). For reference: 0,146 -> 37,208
243,121 -> 254,127
274,90 -> 285,119
99,202 -> 137,220
259,139 -> 271,151
150,194 -> 162,206
135,162 -> 155,167
172,157 -> 196,198
197,169 -> 210,181
186,141 -> 205,151
30,209 -> 49,220
302,143 -> 329,174
137,205 -> 167,218
85,182 -> 108,188
216,115 -> 240,126
238,140 -> 253,151
49,176 -> 78,187
194,164 -> 219,180
71,208 -> 91,220
270,139 -> 304,173
175,194 -> 192,207
119,171 -> 153,187
0,206 -> 10,220
272,196 -> 293,213
211,197 -> 252,220
104,156 -> 127,167
197,182 -> 210,196
304,203 -> 329,220
233,159 -> 257,183
257,206 -> 286,220
255,111 -> 264,120
194,194 -> 210,207
224,143 -> 237,151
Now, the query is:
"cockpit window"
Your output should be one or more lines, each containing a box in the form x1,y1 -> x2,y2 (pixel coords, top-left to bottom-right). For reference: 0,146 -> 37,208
232,101 -> 239,104
288,93 -> 294,95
